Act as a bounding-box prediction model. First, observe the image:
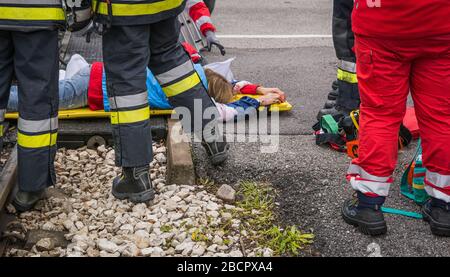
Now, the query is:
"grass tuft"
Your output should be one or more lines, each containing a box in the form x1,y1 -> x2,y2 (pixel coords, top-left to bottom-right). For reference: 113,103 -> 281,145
234,181 -> 314,256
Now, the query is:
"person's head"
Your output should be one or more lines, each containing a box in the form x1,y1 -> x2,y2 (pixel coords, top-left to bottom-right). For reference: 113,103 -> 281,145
205,68 -> 234,104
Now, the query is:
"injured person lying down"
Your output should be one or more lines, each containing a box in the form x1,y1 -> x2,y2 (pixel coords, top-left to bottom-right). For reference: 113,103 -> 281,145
8,54 -> 287,122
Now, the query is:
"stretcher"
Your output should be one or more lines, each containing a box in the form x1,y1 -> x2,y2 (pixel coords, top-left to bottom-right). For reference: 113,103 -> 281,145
5,95 -> 293,120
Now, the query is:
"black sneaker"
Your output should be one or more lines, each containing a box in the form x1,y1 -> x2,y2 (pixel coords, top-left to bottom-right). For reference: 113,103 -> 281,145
422,198 -> 450,237
342,199 -> 387,236
12,189 -> 46,212
202,140 -> 230,166
111,166 -> 155,203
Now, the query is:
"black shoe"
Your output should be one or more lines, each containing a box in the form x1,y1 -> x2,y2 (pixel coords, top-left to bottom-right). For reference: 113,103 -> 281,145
342,199 -> 387,236
422,198 -> 450,237
202,140 -> 230,166
12,189 -> 46,212
323,100 -> 336,109
112,166 -> 155,203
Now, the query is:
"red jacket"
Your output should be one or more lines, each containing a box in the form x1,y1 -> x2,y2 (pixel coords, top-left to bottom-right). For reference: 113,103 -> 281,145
352,0 -> 450,39
186,0 -> 216,36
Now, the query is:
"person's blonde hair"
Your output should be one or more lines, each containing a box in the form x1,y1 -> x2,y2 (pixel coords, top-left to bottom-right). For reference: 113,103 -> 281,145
205,68 -> 234,104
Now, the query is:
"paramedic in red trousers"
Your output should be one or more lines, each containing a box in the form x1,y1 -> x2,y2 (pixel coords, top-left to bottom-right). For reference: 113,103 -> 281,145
0,1 -> 64,211
342,0 -> 450,237
93,0 -> 229,204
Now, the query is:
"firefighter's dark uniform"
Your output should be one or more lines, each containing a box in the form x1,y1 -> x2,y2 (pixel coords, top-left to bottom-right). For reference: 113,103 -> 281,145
318,0 -> 359,119
332,0 -> 359,112
94,0 -> 225,202
0,1 -> 63,210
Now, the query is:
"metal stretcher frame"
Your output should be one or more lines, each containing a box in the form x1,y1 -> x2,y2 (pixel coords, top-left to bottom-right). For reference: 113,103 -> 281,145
178,10 -> 207,52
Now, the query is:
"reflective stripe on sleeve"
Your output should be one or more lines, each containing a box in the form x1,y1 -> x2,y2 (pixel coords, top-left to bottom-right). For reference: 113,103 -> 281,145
92,0 -> 183,16
186,0 -> 202,9
0,0 -> 61,4
0,7 -> 65,20
195,15 -> 212,28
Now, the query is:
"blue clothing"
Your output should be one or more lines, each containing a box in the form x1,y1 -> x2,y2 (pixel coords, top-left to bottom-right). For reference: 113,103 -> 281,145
7,63 -> 260,122
102,68 -> 172,111
8,66 -> 90,112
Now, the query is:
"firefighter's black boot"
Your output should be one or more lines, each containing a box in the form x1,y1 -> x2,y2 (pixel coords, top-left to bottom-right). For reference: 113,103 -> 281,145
12,189 -> 46,212
422,197 -> 450,237
324,100 -> 337,109
342,192 -> 387,236
112,166 -> 155,203
316,107 -> 345,121
202,139 -> 230,166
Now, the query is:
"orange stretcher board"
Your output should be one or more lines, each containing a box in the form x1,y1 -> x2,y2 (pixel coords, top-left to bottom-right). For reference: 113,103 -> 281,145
5,95 -> 292,120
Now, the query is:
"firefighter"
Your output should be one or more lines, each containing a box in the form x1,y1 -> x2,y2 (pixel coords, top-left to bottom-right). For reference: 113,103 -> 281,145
341,0 -> 450,236
0,1 -> 65,212
317,0 -> 359,120
93,0 -> 229,203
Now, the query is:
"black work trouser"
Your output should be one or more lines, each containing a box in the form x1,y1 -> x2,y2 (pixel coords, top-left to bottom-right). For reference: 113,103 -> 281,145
103,17 -> 218,168
332,0 -> 359,111
0,30 -> 59,192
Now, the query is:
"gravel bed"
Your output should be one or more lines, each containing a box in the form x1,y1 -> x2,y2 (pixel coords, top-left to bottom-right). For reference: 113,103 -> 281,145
5,142 -> 269,257
0,125 -> 17,169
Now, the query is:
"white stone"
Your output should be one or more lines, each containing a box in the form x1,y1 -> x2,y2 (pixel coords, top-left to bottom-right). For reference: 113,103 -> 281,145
141,247 -> 154,257
97,239 -> 119,253
164,199 -> 178,211
120,224 -> 134,234
212,236 -> 223,245
229,250 -> 243,257
216,184 -> 236,203
42,222 -> 56,231
151,247 -> 164,257
35,238 -> 55,251
154,153 -> 166,163
206,202 -> 219,211
191,245 -> 206,256
207,211 -> 219,218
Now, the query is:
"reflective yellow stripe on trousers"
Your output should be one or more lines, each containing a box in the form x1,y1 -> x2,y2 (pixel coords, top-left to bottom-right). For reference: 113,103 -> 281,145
17,132 -> 57,148
0,7 -> 65,21
162,72 -> 201,97
92,0 -> 184,16
17,117 -> 58,148
337,68 -> 358,84
110,106 -> 150,125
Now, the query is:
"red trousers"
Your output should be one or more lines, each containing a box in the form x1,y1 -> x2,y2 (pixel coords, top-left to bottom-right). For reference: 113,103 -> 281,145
347,35 -> 450,202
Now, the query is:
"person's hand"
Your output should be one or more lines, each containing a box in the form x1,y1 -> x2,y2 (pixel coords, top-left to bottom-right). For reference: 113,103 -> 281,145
256,87 -> 286,102
206,31 -> 226,56
258,93 -> 282,106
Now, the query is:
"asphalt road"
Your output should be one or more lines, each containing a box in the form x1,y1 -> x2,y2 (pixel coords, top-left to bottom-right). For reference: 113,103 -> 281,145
193,0 -> 450,257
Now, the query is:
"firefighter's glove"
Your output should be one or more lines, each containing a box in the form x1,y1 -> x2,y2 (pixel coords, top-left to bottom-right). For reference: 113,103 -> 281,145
206,31 -> 226,56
